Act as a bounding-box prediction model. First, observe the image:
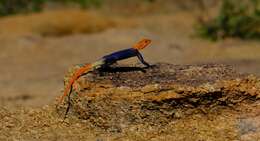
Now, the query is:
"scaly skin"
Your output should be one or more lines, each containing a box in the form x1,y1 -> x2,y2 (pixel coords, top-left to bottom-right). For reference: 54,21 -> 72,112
59,39 -> 151,104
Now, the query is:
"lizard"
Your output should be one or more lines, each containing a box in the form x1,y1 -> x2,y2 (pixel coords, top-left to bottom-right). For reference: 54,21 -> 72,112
59,38 -> 152,118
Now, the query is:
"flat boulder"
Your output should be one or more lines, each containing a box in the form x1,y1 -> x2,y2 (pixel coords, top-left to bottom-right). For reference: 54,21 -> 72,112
56,63 -> 260,132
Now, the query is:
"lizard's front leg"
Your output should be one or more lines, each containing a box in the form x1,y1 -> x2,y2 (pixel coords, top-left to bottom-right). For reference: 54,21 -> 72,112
136,51 -> 150,67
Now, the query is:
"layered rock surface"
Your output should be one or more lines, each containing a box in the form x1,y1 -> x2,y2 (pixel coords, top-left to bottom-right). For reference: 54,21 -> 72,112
57,63 -> 260,135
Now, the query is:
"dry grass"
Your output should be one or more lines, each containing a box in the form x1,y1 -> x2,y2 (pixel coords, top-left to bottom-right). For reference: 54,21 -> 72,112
0,9 -> 118,37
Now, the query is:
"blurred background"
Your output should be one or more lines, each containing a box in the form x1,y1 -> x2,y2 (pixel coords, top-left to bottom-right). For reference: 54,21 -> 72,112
0,0 -> 259,108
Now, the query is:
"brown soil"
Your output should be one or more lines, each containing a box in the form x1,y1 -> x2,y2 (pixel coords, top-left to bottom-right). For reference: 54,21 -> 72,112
2,104 -> 260,141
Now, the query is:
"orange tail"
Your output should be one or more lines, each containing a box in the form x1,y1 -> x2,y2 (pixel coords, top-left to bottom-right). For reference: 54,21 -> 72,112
59,64 -> 93,103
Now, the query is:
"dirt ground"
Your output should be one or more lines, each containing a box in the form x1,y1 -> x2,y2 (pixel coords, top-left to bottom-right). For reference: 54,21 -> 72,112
0,1 -> 260,140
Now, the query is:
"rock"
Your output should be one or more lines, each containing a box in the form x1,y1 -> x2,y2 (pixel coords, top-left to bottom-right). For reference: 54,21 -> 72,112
56,63 -> 260,132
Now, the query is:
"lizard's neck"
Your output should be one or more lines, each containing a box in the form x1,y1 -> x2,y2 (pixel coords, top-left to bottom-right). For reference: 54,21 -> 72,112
92,59 -> 105,69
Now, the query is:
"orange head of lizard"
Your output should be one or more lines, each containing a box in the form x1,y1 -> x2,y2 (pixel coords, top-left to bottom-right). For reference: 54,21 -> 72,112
133,38 -> 151,50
